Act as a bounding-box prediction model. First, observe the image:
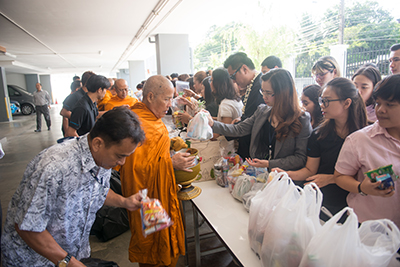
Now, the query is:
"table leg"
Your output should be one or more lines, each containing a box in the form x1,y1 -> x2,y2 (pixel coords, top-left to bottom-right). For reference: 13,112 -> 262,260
192,201 -> 201,267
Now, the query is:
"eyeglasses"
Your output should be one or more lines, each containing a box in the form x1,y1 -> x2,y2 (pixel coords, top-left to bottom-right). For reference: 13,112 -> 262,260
230,64 -> 243,80
318,97 -> 342,107
259,89 -> 275,97
117,88 -> 129,92
313,70 -> 333,79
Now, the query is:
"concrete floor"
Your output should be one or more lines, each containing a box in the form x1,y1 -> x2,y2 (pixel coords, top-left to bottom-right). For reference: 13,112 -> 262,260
0,105 -> 235,267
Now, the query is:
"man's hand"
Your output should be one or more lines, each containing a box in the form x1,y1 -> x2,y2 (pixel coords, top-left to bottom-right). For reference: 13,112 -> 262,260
123,192 -> 142,211
172,152 -> 195,172
359,176 -> 395,197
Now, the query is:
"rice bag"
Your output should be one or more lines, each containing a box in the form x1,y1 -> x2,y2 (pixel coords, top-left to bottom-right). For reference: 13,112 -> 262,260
140,189 -> 173,237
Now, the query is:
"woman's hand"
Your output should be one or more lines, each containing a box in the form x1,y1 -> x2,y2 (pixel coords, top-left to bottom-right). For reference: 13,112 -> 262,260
183,88 -> 201,100
205,111 -> 214,127
359,176 -> 395,197
177,111 -> 192,124
305,174 -> 334,188
246,158 -> 269,168
271,167 -> 285,173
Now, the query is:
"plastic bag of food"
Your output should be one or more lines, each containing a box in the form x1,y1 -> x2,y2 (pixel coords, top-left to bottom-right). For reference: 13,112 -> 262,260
140,189 -> 173,237
242,182 -> 265,212
187,110 -> 213,141
231,174 -> 257,202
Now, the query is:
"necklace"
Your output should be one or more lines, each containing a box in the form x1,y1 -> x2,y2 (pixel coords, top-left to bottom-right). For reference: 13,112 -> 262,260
242,72 -> 259,113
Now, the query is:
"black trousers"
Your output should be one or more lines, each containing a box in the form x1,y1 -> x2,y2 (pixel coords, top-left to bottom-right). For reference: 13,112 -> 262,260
36,105 -> 51,130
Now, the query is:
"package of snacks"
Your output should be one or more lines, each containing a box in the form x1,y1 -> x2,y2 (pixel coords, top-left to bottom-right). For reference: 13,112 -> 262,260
365,164 -> 398,190
140,189 -> 173,237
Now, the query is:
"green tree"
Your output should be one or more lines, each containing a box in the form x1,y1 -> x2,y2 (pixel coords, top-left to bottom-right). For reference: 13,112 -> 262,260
193,22 -> 295,71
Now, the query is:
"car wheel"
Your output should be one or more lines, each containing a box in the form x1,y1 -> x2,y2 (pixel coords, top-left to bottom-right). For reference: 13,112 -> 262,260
21,104 -> 34,115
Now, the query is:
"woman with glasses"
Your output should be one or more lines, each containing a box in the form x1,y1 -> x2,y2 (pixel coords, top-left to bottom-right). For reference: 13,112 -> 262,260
312,56 -> 341,87
274,77 -> 367,220
301,84 -> 323,129
352,66 -> 382,122
335,75 -> 400,228
207,68 -> 312,171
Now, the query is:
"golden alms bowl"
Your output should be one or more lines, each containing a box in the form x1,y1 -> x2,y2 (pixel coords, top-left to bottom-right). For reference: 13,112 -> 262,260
174,148 -> 200,184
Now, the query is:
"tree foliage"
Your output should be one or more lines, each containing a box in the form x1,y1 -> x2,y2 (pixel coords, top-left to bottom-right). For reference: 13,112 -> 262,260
193,22 -> 295,71
295,0 -> 400,77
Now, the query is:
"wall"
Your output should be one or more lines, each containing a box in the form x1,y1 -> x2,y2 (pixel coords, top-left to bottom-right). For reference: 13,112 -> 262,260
5,73 -> 27,90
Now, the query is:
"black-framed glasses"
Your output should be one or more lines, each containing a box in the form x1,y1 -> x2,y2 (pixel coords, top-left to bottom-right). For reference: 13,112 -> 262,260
313,70 -> 333,79
318,97 -> 342,107
259,89 -> 275,97
230,64 -> 243,80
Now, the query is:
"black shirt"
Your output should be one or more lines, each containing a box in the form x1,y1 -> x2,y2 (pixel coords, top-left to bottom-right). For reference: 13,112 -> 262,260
234,73 -> 265,159
307,129 -> 349,220
69,94 -> 98,136
63,88 -> 86,111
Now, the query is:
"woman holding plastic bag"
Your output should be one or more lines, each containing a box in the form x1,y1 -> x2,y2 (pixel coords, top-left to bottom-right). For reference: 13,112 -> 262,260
206,68 -> 312,171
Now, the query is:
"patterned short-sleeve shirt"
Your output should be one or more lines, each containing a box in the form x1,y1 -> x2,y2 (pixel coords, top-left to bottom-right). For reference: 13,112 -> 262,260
1,135 -> 111,267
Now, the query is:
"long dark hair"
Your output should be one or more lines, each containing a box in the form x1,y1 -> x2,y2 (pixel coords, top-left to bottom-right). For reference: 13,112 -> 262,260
202,77 -> 215,105
303,84 -> 323,128
211,68 -> 240,105
261,68 -> 303,141
352,66 -> 382,106
317,77 -> 367,140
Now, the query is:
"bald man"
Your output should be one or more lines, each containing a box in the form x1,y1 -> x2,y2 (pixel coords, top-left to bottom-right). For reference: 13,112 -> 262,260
120,75 -> 194,267
104,79 -> 137,111
97,78 -> 116,111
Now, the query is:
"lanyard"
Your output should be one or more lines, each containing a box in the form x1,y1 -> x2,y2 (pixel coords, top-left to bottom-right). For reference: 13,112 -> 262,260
268,120 -> 275,160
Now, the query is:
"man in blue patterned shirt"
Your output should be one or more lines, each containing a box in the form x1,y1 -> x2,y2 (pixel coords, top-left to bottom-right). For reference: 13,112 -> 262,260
1,107 -> 146,267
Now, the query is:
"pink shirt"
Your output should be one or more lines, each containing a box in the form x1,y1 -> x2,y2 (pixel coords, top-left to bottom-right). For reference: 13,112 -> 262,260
335,121 -> 400,227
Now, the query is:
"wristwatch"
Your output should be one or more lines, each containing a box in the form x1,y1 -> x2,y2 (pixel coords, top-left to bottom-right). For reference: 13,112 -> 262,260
358,183 -> 367,196
57,253 -> 71,267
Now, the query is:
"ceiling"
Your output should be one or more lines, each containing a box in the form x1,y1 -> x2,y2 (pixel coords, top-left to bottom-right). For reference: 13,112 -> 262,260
0,0 -> 206,75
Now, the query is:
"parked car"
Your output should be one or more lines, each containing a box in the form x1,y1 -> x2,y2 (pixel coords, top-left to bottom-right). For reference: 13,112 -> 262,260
10,100 -> 21,114
7,85 -> 36,115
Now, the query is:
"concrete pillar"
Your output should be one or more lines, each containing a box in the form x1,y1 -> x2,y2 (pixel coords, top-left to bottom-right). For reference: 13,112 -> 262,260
330,44 -> 349,77
155,34 -> 191,76
117,69 -> 130,86
128,60 -> 146,90
0,67 -> 12,122
24,74 -> 39,94
39,75 -> 53,104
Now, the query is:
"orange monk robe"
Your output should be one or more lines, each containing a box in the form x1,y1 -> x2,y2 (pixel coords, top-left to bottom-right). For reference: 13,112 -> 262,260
97,90 -> 113,111
104,95 -> 138,111
120,102 -> 185,265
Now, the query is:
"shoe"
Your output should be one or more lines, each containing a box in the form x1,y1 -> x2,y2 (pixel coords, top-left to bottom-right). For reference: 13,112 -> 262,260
34,129 -> 41,132
48,127 -> 51,131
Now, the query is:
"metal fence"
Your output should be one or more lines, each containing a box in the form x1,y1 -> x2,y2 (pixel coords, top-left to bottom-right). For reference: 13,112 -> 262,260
346,44 -> 391,78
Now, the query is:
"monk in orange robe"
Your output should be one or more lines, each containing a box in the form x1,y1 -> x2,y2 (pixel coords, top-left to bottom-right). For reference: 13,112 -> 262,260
104,79 -> 138,111
97,78 -> 116,111
120,75 -> 195,267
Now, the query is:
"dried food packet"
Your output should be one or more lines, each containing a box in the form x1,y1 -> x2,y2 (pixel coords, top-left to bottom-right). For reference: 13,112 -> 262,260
139,189 -> 173,237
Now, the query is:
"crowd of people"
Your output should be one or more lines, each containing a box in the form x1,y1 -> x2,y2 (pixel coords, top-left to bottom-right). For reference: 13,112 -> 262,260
1,43 -> 400,266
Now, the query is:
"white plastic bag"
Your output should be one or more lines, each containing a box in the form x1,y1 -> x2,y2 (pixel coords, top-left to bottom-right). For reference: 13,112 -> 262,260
300,207 -> 400,267
242,182 -> 265,212
260,182 -> 322,267
248,171 -> 294,256
231,174 -> 256,202
187,110 -> 213,141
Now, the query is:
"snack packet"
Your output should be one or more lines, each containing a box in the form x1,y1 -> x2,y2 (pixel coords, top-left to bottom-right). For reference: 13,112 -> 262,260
365,164 -> 398,190
140,189 -> 173,237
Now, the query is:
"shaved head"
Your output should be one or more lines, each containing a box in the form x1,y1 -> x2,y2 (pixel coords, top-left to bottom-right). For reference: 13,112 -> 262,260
142,75 -> 174,118
115,79 -> 129,99
107,78 -> 114,88
143,75 -> 173,100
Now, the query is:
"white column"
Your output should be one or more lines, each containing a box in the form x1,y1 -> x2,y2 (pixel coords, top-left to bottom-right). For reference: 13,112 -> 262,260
128,60 -> 146,90
155,34 -> 191,76
330,44 -> 349,77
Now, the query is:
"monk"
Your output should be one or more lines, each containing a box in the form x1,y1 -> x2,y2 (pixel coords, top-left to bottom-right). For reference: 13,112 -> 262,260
120,75 -> 195,267
104,79 -> 137,111
97,78 -> 116,111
